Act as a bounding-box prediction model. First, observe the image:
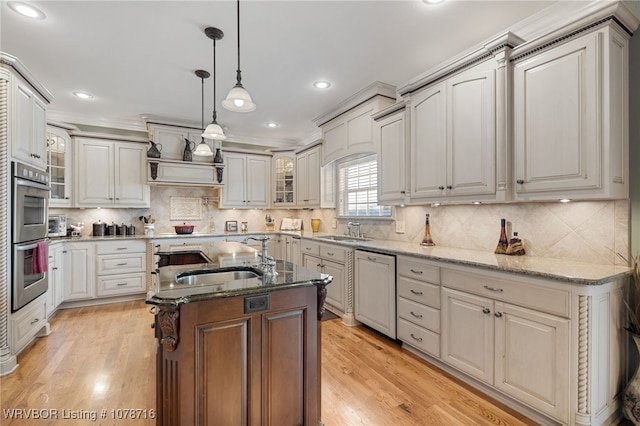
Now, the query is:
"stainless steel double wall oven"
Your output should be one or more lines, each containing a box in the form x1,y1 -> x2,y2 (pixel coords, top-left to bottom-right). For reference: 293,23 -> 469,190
12,161 -> 49,312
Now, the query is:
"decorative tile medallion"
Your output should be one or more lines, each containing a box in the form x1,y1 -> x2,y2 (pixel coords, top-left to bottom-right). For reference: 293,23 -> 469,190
170,197 -> 202,221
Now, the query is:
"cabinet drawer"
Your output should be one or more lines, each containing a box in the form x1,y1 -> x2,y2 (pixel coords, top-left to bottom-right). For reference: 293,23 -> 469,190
398,318 -> 440,358
301,240 -> 320,256
442,268 -> 570,318
97,253 -> 146,275
398,277 -> 440,309
398,297 -> 440,333
97,273 -> 146,297
96,240 -> 146,255
320,244 -> 346,263
12,296 -> 46,353
398,257 -> 440,284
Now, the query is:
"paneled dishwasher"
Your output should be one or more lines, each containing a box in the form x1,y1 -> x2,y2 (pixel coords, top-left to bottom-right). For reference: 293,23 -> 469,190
354,250 -> 397,339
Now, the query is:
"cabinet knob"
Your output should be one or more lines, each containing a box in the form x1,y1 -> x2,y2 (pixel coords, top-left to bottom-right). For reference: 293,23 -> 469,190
400,191 -> 406,194
517,179 -> 525,185
446,185 -> 453,190
438,186 -> 444,190
482,307 -> 490,314
494,312 -> 503,318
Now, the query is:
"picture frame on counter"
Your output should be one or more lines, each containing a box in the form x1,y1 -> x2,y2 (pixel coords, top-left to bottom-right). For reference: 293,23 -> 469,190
225,221 -> 238,232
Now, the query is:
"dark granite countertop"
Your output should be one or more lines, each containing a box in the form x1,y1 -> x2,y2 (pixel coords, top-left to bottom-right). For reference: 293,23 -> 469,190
146,256 -> 332,307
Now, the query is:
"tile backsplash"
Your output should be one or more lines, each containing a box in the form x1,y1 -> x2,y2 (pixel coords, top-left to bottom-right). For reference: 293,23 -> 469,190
52,186 -> 629,266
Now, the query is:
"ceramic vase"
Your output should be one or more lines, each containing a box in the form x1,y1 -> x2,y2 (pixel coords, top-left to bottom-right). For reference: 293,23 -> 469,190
624,333 -> 640,424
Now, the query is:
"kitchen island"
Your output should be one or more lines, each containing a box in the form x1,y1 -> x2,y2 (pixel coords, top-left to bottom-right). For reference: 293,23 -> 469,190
147,252 -> 332,426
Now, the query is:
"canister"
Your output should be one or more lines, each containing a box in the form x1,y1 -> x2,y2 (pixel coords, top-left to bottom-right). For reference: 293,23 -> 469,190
92,221 -> 107,236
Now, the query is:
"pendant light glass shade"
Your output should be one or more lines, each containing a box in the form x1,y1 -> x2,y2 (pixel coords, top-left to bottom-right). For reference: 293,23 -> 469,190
194,69 -> 214,156
201,122 -> 226,140
223,0 -> 255,113
222,83 -> 255,112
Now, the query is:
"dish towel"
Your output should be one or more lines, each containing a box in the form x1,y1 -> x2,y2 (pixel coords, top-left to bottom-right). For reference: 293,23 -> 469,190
33,241 -> 48,274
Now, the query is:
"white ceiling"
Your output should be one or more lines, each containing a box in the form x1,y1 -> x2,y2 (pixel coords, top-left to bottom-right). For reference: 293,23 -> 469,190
1,0 -> 566,148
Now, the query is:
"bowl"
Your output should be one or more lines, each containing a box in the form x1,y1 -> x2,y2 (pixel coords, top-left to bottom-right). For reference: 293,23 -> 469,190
174,224 -> 194,234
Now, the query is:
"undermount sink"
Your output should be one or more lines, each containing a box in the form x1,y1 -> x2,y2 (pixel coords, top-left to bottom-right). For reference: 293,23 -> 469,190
157,251 -> 212,267
316,235 -> 371,243
175,268 -> 262,286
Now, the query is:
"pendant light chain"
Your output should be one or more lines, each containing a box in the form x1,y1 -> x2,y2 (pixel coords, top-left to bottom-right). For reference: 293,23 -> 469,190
222,0 -> 255,112
213,35 -> 218,123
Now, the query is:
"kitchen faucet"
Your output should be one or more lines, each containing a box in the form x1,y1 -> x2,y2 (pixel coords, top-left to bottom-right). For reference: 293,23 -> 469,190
242,235 -> 278,278
347,222 -> 361,238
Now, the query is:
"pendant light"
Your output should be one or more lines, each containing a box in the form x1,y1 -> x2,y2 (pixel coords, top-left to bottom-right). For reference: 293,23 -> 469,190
193,69 -> 214,156
202,27 -> 227,141
222,0 -> 256,112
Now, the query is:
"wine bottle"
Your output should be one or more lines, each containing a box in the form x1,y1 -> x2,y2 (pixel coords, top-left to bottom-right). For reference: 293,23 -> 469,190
420,214 -> 435,246
494,218 -> 509,254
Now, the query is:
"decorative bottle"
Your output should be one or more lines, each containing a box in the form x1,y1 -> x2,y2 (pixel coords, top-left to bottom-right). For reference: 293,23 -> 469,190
506,231 -> 526,256
420,213 -> 435,246
494,218 -> 509,254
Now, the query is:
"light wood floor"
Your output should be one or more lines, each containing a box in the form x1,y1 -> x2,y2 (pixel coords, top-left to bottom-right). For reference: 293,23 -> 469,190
1,301 -> 537,425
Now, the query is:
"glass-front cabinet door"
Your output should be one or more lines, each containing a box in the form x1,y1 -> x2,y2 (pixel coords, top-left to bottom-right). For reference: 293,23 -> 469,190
46,126 -> 72,207
273,153 -> 296,207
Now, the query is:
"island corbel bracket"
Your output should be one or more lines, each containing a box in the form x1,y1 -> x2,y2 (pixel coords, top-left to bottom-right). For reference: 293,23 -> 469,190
158,307 -> 180,351
317,283 -> 328,321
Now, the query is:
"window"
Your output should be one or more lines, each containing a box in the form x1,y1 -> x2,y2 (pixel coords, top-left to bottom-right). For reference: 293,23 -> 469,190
337,154 -> 392,218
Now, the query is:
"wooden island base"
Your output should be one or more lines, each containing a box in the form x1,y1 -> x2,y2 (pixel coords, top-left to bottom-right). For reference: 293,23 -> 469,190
154,285 -> 325,426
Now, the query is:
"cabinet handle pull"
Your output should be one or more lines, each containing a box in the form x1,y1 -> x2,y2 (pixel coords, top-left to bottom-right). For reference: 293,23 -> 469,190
52,267 -> 58,270
306,247 -> 311,251
400,190 -> 406,194
410,269 -> 423,275
30,318 -> 40,325
410,311 -> 423,319
367,256 -> 377,262
116,247 -> 128,251
317,263 -> 322,267
410,333 -> 423,342
117,282 -> 128,286
410,289 -> 423,296
495,312 -> 503,318
517,179 -> 524,185
62,250 -> 67,253
327,252 -> 334,256
482,307 -> 490,314
483,285 -> 503,292
116,262 -> 128,266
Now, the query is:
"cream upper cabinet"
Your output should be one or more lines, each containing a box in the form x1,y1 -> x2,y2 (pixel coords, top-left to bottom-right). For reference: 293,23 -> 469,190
512,24 -> 629,200
74,136 -> 150,208
220,152 -> 271,208
409,65 -> 495,202
12,77 -> 48,170
296,144 -> 321,208
46,125 -> 73,207
374,104 -> 409,205
272,153 -> 296,207
316,83 -> 396,165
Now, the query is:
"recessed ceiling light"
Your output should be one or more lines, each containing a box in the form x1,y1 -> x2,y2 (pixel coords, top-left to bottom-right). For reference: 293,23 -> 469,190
313,81 -> 331,89
73,91 -> 93,100
559,198 -> 572,203
7,1 -> 46,19
265,122 -> 279,128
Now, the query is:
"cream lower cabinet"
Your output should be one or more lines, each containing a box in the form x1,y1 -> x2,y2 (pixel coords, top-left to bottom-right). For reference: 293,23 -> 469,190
221,153 -> 271,208
396,256 -> 441,358
46,242 -> 66,317
354,250 -> 396,339
63,240 -> 146,305
64,242 -> 95,301
301,240 -> 349,315
439,264 -> 624,425
75,136 -> 150,208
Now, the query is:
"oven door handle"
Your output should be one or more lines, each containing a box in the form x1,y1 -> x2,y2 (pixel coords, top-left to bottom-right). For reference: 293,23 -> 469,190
16,243 -> 39,251
16,178 -> 50,191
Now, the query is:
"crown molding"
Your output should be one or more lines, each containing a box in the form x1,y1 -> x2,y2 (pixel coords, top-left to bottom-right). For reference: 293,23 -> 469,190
0,52 -> 53,102
313,81 -> 396,126
47,109 -> 147,132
